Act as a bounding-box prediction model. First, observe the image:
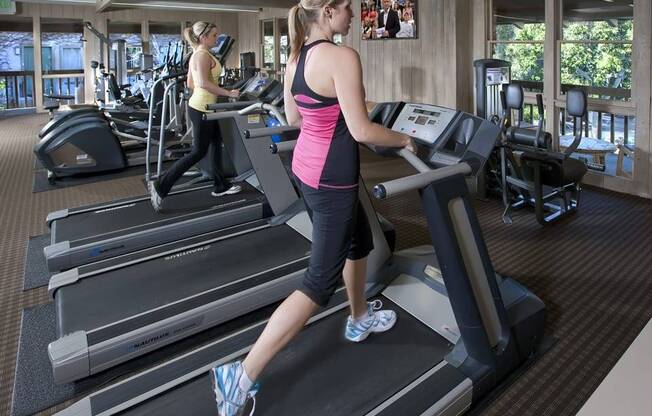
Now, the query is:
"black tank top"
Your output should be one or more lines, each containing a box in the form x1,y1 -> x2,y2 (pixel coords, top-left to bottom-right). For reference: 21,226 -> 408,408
290,40 -> 359,190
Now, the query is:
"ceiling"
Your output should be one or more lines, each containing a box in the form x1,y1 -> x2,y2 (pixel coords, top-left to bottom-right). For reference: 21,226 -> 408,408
494,0 -> 634,24
96,0 -> 295,12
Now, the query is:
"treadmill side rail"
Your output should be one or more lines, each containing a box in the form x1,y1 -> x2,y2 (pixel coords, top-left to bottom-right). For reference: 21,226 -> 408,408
55,398 -> 92,416
49,268 -> 80,296
366,362 -> 472,416
44,241 -> 71,272
45,189 -> 265,272
286,210 -> 312,241
423,378 -> 473,416
48,331 -> 90,384
46,208 -> 70,226
84,267 -> 307,378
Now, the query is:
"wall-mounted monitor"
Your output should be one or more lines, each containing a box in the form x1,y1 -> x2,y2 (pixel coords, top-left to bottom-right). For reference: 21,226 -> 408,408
361,0 -> 417,40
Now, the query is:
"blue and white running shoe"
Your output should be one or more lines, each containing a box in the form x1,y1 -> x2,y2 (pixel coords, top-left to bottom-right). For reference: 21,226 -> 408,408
148,181 -> 163,212
210,361 -> 259,416
345,299 -> 397,342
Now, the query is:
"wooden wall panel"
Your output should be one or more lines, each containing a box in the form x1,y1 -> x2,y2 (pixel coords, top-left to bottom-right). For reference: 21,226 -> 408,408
236,8 -> 288,69
238,13 -> 260,67
349,0 -> 473,110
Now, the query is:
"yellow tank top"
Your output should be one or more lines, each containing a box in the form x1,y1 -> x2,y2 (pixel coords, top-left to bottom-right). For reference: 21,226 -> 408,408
188,49 -> 222,113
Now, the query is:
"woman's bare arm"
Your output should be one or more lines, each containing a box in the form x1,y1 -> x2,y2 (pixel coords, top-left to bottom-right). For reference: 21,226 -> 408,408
283,62 -> 302,127
333,47 -> 410,148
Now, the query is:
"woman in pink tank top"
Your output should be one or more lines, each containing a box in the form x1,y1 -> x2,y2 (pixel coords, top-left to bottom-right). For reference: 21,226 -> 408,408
209,2 -> 415,414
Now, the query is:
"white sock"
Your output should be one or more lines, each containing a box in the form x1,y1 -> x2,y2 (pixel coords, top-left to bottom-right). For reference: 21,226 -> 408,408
353,309 -> 372,322
239,364 -> 254,392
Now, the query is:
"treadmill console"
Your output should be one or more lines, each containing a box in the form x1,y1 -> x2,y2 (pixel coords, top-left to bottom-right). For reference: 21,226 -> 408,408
390,103 -> 457,145
240,74 -> 273,98
369,101 -> 500,175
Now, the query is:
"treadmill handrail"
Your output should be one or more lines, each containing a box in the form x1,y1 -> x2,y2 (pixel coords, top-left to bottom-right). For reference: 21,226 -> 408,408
262,103 -> 288,127
155,79 -> 180,179
245,125 -> 299,139
202,102 -> 264,121
145,76 -> 169,181
270,139 -> 297,154
374,162 -> 472,199
205,100 -> 257,111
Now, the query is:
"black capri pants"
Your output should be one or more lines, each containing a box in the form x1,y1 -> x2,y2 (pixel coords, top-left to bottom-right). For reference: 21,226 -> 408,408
297,179 -> 374,307
156,106 -> 228,197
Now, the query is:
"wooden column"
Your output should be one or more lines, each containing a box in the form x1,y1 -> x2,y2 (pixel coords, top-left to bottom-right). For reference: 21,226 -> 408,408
98,17 -> 109,103
141,20 -> 150,54
634,0 -> 651,196
455,0 -> 472,113
83,15 -> 100,104
544,0 -> 561,149
273,18 -> 280,79
471,0 -> 489,115
33,14 -> 43,111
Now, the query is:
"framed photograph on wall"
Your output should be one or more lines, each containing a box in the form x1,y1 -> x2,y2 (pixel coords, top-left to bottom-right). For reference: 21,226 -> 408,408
361,0 -> 417,40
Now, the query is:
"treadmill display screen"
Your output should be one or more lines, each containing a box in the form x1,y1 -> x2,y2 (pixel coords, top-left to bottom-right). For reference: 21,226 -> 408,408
414,109 -> 441,117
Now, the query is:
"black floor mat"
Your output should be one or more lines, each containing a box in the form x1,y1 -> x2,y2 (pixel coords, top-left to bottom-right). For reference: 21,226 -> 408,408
11,303 -> 73,416
23,234 -> 51,290
10,301 -> 280,416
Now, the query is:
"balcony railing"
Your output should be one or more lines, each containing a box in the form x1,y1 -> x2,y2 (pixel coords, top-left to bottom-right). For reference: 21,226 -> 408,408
0,71 -> 36,110
511,80 -> 635,145
42,69 -> 84,103
508,80 -> 635,177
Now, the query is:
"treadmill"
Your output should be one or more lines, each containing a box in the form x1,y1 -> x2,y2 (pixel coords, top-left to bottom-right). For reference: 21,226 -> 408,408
43,76 -> 283,273
54,102 -> 546,416
46,105 -> 311,384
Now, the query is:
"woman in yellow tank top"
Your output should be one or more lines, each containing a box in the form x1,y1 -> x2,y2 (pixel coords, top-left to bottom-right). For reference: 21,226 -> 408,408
149,21 -> 241,211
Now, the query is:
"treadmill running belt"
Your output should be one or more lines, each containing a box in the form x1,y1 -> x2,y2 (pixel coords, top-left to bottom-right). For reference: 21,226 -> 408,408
53,181 -> 260,244
123,297 -> 452,416
56,224 -> 311,336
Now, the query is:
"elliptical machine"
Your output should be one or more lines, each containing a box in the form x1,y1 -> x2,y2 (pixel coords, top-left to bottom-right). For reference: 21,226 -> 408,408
33,71 -> 188,181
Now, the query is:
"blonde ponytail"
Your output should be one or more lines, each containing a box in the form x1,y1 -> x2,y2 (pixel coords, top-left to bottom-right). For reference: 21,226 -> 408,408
184,21 -> 217,51
288,5 -> 306,63
183,27 -> 198,50
288,0 -> 344,63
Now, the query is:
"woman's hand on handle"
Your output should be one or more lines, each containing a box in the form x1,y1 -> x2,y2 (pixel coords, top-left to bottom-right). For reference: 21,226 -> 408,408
404,135 -> 417,154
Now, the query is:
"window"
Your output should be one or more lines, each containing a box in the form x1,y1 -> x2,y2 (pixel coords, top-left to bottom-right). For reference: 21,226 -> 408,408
261,20 -> 274,71
61,47 -> 82,70
559,1 -> 635,178
279,19 -> 288,74
0,18 -> 35,110
560,0 -> 633,101
41,19 -> 83,73
108,22 -> 143,86
150,22 -> 181,68
490,0 -> 545,93
40,19 -> 84,102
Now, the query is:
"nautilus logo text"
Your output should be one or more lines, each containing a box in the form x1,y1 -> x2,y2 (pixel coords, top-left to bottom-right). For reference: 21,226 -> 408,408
165,245 -> 211,261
